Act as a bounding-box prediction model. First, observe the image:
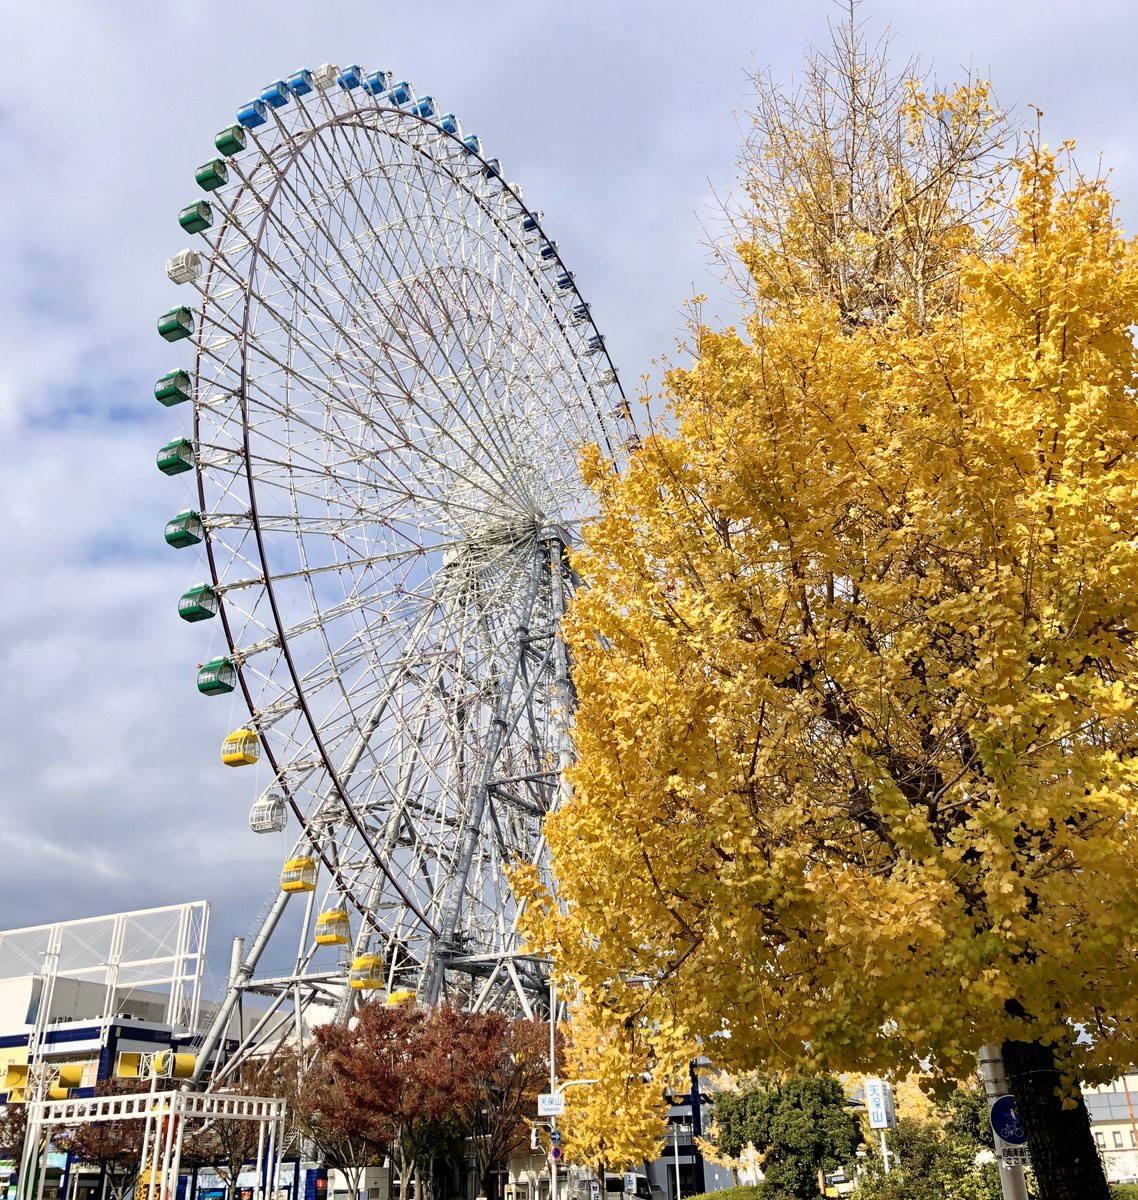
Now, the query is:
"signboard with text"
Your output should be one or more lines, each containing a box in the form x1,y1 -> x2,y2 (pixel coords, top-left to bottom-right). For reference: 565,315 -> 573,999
538,1092 -> 566,1116
989,1094 -> 1031,1167
864,1078 -> 895,1130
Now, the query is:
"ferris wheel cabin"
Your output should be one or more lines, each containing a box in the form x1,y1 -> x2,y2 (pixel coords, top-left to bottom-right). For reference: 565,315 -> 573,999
164,510 -> 203,548
197,657 -> 236,696
280,856 -> 317,893
221,727 -> 259,766
314,909 -> 350,945
349,955 -> 385,990
249,791 -> 287,834
178,584 -> 218,622
154,369 -> 192,406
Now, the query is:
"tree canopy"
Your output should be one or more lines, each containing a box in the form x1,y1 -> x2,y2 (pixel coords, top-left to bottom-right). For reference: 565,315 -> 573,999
516,20 -> 1138,1200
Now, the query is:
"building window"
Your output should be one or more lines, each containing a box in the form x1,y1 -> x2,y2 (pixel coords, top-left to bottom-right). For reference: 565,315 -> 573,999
1132,1130 -> 1137,1148
1096,1132 -> 1106,1148
1114,1131 -> 1124,1149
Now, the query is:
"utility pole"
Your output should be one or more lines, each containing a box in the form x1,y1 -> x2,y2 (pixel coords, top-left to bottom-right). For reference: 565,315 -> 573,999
980,1044 -> 1030,1200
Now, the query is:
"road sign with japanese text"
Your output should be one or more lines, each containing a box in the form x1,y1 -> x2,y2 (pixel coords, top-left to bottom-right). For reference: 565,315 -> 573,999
865,1078 -> 895,1130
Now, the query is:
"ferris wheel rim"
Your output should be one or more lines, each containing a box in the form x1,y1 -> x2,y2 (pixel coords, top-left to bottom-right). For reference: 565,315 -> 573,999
179,69 -> 633,976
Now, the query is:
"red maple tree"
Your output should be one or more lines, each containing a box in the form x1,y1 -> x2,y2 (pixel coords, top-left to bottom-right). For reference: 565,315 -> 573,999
313,1002 -> 553,1200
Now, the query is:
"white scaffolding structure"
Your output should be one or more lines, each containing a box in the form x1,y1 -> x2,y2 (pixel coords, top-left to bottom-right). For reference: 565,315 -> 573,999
17,1087 -> 286,1200
0,902 -> 210,1031
0,902 -> 209,1108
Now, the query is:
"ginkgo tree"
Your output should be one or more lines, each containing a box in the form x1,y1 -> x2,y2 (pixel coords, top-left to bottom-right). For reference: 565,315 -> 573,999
516,18 -> 1138,1200
555,998 -> 681,1174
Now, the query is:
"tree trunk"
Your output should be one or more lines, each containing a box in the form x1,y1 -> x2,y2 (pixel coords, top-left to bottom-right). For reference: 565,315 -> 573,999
346,1165 -> 364,1200
1002,1037 -> 1109,1200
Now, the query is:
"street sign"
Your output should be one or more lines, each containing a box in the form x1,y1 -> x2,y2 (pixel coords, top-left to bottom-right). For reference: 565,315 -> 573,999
550,1147 -> 562,1161
989,1095 -> 1027,1146
538,1093 -> 566,1116
864,1078 -> 896,1130
549,1130 -> 562,1144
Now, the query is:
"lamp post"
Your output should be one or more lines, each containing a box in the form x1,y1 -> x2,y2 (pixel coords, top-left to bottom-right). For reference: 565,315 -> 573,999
547,1073 -> 599,1200
546,974 -> 603,1200
980,1045 -> 1030,1200
670,1120 -> 692,1200
672,1122 -> 683,1200
550,974 -> 558,1200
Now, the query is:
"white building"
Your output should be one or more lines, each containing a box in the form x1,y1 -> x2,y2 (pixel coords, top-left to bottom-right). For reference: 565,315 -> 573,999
1085,1070 -> 1138,1184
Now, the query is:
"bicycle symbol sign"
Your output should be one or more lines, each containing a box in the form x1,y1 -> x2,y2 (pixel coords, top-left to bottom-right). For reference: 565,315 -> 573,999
989,1095 -> 1027,1146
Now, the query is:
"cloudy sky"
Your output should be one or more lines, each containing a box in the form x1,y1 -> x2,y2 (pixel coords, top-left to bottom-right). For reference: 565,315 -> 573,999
2,0 -> 1136,998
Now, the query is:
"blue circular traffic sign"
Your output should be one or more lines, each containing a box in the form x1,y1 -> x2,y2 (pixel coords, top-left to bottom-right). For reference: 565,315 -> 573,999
990,1095 -> 1027,1145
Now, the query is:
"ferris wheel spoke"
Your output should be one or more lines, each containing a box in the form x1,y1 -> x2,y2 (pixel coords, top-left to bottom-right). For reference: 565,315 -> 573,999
251,122 -> 510,437
200,190 -> 428,416
199,262 -> 559,520
245,401 -> 542,524
382,146 -> 566,486
213,537 -> 471,595
296,120 -> 543,487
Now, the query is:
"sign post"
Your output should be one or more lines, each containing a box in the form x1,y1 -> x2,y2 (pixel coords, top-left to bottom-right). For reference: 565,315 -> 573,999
537,1074 -> 598,1200
864,1078 -> 896,1175
980,1045 -> 1030,1200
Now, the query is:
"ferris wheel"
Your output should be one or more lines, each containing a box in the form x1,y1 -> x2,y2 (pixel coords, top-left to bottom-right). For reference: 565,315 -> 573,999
153,62 -> 635,1079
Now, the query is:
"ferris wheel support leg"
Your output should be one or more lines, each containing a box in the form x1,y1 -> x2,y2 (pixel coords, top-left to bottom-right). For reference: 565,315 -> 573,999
190,889 -> 294,1084
425,548 -> 548,1004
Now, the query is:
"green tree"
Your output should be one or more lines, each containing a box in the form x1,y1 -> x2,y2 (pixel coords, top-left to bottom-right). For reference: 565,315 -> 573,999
714,1075 -> 860,1199
855,1114 -> 1002,1200
943,1084 -> 995,1154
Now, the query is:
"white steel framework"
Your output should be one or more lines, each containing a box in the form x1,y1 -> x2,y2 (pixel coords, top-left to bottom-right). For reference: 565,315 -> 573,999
159,66 -> 636,1082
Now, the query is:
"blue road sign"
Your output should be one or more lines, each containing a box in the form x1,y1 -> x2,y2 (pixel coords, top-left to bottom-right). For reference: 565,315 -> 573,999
990,1095 -> 1027,1146
550,1131 -> 562,1144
